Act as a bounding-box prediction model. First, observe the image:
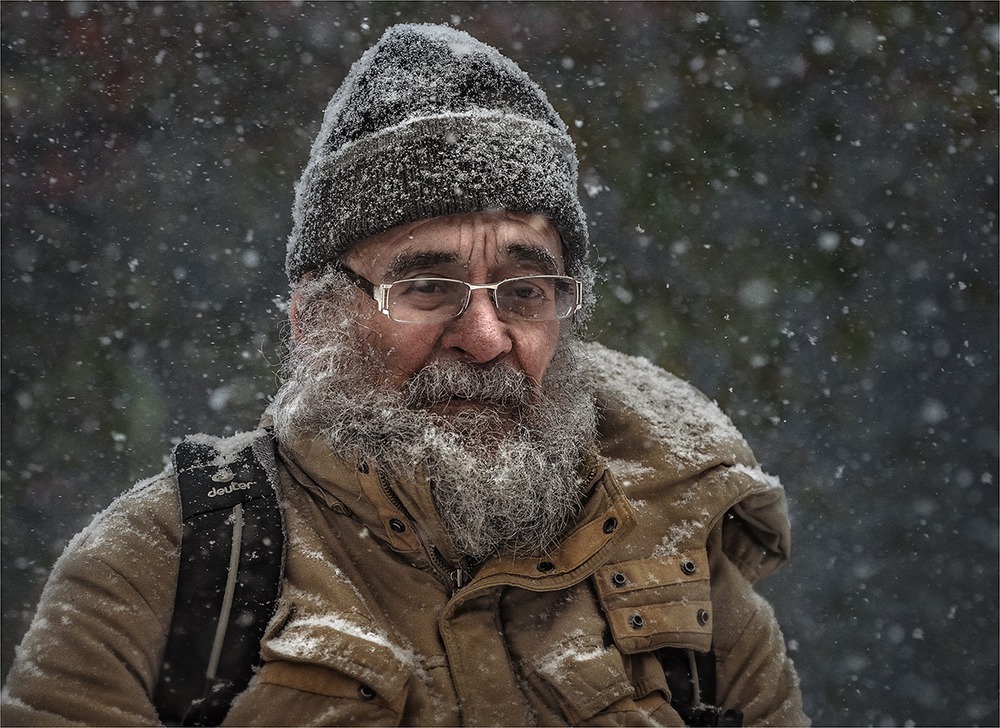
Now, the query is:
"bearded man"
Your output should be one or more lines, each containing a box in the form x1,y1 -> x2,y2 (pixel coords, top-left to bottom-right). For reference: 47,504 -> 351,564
2,23 -> 808,726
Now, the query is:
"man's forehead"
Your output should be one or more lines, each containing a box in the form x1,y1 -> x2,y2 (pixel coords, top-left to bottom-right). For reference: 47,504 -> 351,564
383,241 -> 560,280
345,211 -> 565,276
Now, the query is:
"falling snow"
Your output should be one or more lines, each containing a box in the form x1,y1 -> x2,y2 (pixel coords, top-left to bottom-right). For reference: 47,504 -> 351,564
1,4 -> 996,725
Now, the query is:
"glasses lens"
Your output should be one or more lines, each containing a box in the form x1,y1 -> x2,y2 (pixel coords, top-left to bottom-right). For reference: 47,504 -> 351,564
386,278 -> 469,323
496,276 -> 578,320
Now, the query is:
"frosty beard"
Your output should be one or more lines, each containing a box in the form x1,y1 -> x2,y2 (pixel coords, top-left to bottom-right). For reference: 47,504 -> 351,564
271,276 -> 598,562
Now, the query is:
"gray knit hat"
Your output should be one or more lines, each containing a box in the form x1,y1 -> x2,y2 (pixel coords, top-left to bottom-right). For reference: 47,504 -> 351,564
285,23 -> 589,283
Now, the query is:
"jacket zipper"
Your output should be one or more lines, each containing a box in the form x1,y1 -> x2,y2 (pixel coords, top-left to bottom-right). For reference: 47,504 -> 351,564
376,469 -> 409,516
377,468 -> 468,596
431,546 -> 469,596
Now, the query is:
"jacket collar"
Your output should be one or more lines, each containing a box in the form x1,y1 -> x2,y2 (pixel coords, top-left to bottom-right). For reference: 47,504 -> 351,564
276,431 -> 455,563
276,429 -> 635,591
469,456 -> 636,592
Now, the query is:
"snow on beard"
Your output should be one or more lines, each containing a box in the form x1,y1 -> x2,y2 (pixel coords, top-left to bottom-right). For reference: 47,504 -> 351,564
272,271 -> 599,560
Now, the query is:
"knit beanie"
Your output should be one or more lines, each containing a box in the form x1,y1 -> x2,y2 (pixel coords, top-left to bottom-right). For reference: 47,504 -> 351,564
285,23 -> 589,283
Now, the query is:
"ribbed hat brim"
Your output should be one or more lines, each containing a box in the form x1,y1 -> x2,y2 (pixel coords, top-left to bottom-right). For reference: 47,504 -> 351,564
287,112 -> 588,282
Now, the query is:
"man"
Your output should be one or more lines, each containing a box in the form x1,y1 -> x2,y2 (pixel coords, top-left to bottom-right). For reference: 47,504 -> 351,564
2,23 -> 807,726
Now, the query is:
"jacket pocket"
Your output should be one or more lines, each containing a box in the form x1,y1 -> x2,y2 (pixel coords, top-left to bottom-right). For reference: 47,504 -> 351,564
231,603 -> 413,724
593,550 -> 713,654
523,631 -> 637,724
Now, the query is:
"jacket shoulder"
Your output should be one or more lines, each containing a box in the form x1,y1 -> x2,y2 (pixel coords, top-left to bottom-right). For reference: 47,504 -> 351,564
579,341 -> 792,581
66,469 -> 181,561
2,470 -> 182,726
580,341 -> 755,477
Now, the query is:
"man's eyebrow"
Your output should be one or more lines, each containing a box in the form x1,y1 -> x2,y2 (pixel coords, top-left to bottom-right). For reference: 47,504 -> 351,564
384,251 -> 460,281
383,243 -> 560,280
506,243 -> 560,275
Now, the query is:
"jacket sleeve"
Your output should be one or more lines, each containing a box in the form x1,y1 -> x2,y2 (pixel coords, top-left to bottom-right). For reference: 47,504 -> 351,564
1,473 -> 181,727
708,529 -> 809,726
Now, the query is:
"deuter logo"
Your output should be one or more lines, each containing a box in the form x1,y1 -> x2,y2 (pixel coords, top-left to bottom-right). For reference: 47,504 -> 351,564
207,482 -> 252,498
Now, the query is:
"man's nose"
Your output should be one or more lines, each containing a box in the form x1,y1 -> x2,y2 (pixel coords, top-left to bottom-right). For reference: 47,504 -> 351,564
440,289 -> 513,364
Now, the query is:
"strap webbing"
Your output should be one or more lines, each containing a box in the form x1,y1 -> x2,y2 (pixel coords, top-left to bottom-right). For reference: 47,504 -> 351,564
657,646 -> 743,726
153,433 -> 284,726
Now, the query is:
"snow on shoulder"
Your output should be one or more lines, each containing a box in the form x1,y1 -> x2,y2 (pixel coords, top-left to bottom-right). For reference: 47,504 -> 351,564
579,341 -> 757,478
580,341 -> 793,579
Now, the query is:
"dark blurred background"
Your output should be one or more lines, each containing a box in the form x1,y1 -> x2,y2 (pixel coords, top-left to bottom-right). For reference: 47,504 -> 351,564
2,2 -> 996,724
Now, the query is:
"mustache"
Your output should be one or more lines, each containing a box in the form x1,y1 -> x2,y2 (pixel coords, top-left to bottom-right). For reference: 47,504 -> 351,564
403,361 -> 534,411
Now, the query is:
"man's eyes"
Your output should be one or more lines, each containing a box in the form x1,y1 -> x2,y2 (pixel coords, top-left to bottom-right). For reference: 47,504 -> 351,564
400,278 -> 450,295
508,281 -> 546,299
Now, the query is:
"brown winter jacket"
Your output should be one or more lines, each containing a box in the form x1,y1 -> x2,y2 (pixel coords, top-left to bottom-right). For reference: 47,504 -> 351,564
2,342 -> 808,726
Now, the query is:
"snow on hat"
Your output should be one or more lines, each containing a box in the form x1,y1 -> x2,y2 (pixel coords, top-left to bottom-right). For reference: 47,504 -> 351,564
285,22 -> 589,283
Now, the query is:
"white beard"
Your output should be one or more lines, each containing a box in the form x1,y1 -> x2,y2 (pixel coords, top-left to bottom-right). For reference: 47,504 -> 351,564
271,280 -> 597,561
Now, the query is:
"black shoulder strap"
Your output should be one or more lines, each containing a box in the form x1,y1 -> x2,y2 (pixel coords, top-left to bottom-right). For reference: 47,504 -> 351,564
154,430 -> 285,727
656,646 -> 744,727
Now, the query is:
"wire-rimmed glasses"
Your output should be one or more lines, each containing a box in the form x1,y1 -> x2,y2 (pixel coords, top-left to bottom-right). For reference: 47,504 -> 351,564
338,267 -> 583,324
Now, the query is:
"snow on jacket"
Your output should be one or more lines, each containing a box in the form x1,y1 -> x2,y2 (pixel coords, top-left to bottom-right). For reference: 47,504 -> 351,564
1,342 -> 808,725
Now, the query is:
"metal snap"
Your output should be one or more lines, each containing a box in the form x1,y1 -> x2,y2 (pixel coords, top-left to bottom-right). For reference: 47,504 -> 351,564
611,572 -> 627,587
697,608 -> 710,626
680,558 -> 697,575
603,517 -> 618,534
628,613 -> 645,630
537,561 -> 555,573
358,684 -> 376,701
389,518 -> 406,533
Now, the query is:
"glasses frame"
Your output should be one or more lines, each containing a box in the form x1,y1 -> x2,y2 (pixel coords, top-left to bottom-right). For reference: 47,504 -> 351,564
335,266 -> 583,324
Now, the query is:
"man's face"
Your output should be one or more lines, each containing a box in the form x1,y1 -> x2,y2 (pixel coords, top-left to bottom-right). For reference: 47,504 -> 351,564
277,211 -> 596,559
337,211 -> 566,403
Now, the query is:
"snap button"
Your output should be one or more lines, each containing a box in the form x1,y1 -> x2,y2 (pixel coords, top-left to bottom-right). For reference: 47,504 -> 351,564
358,684 -> 376,701
602,517 -> 618,534
628,613 -> 645,630
680,558 -> 697,575
697,608 -> 710,626
610,572 -> 627,587
537,561 -> 555,573
389,518 -> 406,533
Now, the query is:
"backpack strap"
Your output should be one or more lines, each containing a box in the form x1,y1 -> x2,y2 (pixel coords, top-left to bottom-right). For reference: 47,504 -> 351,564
656,646 -> 744,727
154,430 -> 285,726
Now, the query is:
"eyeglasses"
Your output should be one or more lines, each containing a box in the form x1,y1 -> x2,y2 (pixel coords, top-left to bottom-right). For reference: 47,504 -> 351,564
337,267 -> 583,324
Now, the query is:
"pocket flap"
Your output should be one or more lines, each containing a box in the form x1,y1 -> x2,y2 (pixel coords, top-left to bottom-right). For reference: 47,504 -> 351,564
594,551 -> 713,653
260,603 -> 414,704
530,634 -> 635,723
